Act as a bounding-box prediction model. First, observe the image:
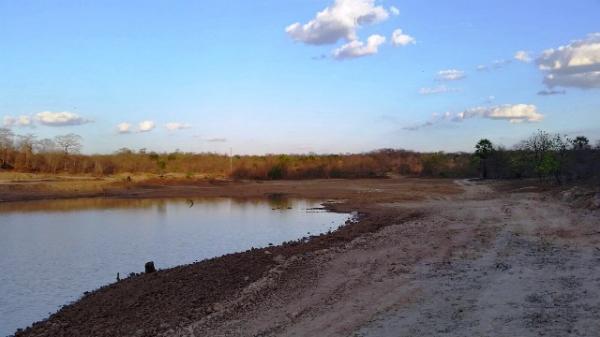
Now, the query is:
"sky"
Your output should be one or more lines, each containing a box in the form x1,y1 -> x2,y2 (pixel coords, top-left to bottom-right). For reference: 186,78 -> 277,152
0,0 -> 599,155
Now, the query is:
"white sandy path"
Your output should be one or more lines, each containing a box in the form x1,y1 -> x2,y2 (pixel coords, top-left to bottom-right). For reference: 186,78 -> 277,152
170,180 -> 600,337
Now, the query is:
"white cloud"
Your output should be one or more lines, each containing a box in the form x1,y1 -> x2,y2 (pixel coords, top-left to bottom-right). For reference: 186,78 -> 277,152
391,29 -> 415,46
3,115 -> 34,128
436,69 -> 466,81
138,120 -> 155,132
514,50 -> 532,63
35,111 -> 91,126
418,85 -> 460,95
332,34 -> 386,60
390,6 -> 400,16
455,104 -> 543,123
116,122 -> 132,134
403,104 -> 543,130
285,0 -> 390,45
477,59 -> 512,71
536,32 -> 600,89
165,122 -> 192,131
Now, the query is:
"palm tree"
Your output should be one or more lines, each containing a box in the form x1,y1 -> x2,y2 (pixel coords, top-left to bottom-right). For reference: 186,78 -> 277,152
475,139 -> 494,179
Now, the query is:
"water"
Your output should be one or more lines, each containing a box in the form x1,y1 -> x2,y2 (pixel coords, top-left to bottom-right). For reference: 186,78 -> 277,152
0,197 -> 349,336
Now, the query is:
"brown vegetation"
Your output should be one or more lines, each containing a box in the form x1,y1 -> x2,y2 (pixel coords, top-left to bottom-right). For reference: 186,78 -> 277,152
1,128 -> 598,183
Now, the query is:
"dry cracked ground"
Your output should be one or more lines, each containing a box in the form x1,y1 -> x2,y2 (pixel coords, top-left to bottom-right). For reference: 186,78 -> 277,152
171,180 -> 600,337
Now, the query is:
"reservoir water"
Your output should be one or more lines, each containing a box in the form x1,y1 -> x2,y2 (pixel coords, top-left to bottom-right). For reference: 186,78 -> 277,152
0,197 -> 349,336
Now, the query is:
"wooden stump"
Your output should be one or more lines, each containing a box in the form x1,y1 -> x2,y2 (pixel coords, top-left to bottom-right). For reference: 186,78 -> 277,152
145,261 -> 156,273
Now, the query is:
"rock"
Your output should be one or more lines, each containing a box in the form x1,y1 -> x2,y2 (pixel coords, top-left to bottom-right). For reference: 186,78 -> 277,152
590,193 -> 600,209
145,261 -> 157,273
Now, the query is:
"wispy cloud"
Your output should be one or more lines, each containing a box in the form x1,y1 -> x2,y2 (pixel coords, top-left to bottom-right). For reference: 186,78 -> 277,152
418,85 -> 460,95
3,115 -> 34,128
205,137 -> 227,143
165,122 -> 192,131
476,59 -> 512,71
537,89 -> 566,96
403,104 -> 543,130
436,69 -> 466,81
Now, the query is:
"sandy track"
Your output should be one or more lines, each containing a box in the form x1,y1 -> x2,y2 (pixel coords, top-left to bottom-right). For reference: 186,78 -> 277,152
178,180 -> 600,337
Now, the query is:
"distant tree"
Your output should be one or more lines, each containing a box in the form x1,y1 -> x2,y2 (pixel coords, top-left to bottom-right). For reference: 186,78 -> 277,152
518,130 -> 554,179
16,134 -> 36,170
474,139 -> 494,178
35,138 -> 57,153
54,133 -> 82,172
54,133 -> 82,155
571,136 -> 590,150
0,127 -> 15,167
116,147 -> 133,155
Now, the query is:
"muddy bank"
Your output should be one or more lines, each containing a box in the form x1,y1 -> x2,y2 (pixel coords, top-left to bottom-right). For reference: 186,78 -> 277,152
10,178 -> 453,337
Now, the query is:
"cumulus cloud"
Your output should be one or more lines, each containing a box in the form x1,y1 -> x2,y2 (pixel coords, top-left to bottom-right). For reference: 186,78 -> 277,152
476,65 -> 489,71
35,111 -> 91,126
403,104 -> 543,130
3,115 -> 34,128
165,122 -> 192,131
332,34 -> 386,60
537,89 -> 566,96
536,33 -> 600,89
418,85 -> 460,95
389,6 -> 399,16
138,120 -> 155,132
436,69 -> 466,81
391,29 -> 415,46
455,104 -> 543,123
514,50 -> 532,63
116,122 -> 132,134
286,0 -> 390,45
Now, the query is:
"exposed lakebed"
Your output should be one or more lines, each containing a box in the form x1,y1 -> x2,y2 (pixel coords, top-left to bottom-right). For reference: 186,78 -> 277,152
0,197 -> 349,336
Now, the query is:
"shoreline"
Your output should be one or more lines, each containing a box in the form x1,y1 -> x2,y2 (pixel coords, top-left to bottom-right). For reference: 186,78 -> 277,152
11,177 -> 597,336
8,178 -> 452,337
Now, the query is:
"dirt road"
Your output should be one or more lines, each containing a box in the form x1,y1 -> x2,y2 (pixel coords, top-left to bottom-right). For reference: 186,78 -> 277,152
177,180 -> 600,337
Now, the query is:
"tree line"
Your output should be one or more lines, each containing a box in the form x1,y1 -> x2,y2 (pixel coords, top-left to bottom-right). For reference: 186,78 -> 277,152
474,131 -> 600,183
0,127 -> 598,183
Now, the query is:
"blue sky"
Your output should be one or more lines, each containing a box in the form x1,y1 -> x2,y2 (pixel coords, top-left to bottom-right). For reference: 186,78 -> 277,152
1,0 -> 599,154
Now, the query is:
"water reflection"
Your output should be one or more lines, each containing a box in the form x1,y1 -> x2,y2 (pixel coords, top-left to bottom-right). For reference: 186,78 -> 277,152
0,197 -> 348,337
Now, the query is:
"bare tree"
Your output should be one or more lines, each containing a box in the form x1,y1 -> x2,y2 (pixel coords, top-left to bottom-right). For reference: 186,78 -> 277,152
0,127 -> 15,167
35,138 -> 57,153
54,133 -> 83,172
16,134 -> 36,170
54,133 -> 82,155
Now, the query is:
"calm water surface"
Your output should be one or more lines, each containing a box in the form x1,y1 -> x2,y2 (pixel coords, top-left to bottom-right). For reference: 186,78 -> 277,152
0,197 -> 349,336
